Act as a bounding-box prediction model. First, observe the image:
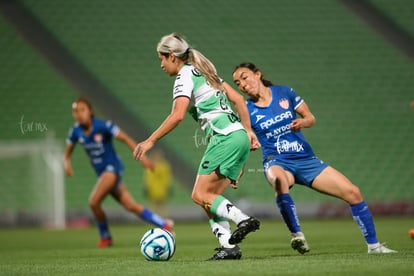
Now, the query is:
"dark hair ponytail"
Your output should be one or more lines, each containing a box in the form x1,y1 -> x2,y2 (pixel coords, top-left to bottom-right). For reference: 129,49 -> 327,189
233,62 -> 273,87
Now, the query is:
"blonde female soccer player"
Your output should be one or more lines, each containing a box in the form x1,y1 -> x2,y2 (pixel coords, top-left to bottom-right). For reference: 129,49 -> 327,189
133,33 -> 260,260
64,98 -> 173,247
232,62 -> 396,254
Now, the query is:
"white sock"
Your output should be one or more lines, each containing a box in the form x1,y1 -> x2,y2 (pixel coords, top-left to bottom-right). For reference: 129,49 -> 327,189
213,197 -> 249,225
218,220 -> 231,231
210,219 -> 234,248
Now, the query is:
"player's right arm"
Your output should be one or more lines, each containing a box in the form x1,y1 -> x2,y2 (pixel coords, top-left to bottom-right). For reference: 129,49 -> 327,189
64,127 -> 78,177
134,68 -> 191,161
64,143 -> 74,176
133,96 -> 189,161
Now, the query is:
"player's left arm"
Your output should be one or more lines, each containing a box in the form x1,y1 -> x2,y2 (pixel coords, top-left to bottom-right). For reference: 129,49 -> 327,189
116,129 -> 154,170
223,82 -> 260,150
290,101 -> 316,131
115,129 -> 136,151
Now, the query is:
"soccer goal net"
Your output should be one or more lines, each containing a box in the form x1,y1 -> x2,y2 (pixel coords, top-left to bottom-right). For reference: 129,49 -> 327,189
0,137 -> 65,228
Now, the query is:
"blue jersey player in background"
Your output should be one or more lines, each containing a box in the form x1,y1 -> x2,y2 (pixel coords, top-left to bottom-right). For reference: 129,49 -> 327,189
232,62 -> 396,254
64,98 -> 173,248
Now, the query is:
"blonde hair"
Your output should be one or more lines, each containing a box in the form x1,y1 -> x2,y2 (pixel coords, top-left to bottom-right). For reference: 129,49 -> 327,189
157,33 -> 223,91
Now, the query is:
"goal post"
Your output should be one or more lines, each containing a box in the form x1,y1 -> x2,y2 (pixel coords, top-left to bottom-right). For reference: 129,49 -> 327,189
0,137 -> 65,229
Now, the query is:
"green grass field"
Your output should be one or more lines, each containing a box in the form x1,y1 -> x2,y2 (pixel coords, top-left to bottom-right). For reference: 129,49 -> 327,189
0,217 -> 412,275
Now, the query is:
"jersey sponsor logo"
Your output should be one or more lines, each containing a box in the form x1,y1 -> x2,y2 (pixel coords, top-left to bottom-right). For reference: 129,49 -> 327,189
265,123 -> 291,138
250,108 -> 258,115
259,111 -> 293,130
276,140 -> 304,153
279,98 -> 289,109
83,142 -> 105,157
255,115 -> 266,123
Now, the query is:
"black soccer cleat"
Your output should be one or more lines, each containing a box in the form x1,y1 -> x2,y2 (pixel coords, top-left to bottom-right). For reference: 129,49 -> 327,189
229,217 -> 260,245
208,245 -> 242,261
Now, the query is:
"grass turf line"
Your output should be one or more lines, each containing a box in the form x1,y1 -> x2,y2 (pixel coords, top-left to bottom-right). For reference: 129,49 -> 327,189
0,217 -> 412,275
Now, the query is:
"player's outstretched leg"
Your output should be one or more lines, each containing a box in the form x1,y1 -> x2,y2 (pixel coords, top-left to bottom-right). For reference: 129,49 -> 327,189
350,201 -> 397,254
137,207 -> 175,236
113,183 -> 175,234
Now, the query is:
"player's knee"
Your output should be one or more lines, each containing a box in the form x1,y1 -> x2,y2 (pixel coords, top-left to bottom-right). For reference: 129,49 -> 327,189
89,199 -> 100,211
268,176 -> 289,193
347,185 -> 363,204
191,190 -> 202,205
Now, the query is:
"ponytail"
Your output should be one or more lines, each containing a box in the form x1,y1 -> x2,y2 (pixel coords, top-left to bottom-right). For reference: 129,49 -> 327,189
188,48 -> 223,91
157,33 -> 223,91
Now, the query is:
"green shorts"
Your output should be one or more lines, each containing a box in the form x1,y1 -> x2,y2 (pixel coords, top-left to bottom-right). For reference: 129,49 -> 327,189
198,129 -> 250,181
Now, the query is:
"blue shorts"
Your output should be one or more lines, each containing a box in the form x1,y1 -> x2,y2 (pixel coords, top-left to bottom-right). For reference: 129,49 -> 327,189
97,164 -> 124,192
264,156 -> 328,187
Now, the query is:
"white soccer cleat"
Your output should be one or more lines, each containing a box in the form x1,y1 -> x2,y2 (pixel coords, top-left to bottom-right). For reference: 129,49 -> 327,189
291,236 -> 310,255
367,243 -> 397,254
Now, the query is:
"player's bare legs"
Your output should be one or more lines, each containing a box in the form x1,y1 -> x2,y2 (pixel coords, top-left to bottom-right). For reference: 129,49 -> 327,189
311,166 -> 362,204
312,166 -> 396,253
90,172 -> 173,248
191,172 -> 230,210
266,165 -> 295,193
89,172 -> 117,222
89,172 -> 117,247
111,183 -> 145,214
192,171 -> 259,260
111,183 -> 173,232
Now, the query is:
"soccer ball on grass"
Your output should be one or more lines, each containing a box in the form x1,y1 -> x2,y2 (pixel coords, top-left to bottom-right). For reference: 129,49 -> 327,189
140,228 -> 175,261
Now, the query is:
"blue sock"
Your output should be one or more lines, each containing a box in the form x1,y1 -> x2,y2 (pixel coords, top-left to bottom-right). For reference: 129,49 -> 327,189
96,221 -> 111,239
140,208 -> 167,228
276,193 -> 301,233
350,201 -> 378,244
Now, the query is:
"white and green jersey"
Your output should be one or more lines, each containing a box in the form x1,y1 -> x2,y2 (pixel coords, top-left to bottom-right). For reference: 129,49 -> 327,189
173,64 -> 244,136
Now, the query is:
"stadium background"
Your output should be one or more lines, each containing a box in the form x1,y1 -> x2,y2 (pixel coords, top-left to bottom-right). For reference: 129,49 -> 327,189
0,0 -> 413,226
